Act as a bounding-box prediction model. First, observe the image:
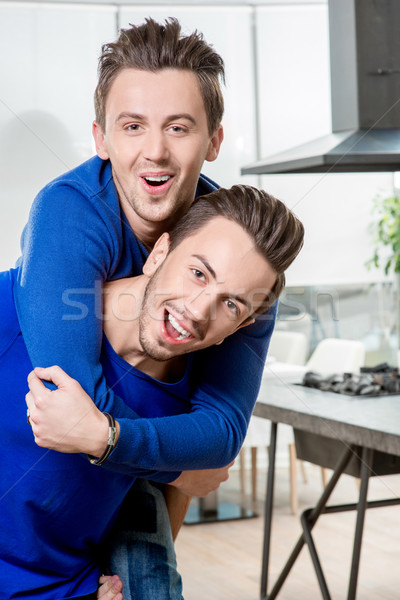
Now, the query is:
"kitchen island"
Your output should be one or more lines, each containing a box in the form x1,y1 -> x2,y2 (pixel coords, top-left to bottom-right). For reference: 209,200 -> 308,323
255,368 -> 400,600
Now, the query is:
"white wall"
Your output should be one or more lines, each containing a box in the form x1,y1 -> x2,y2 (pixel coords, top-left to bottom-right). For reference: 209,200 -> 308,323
0,2 -> 117,269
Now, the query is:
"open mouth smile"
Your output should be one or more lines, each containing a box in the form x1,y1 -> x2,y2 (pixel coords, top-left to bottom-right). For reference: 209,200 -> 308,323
143,175 -> 171,187
141,174 -> 174,193
163,310 -> 194,342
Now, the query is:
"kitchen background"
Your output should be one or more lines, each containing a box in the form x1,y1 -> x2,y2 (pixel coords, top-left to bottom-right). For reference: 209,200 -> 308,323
0,0 -> 397,366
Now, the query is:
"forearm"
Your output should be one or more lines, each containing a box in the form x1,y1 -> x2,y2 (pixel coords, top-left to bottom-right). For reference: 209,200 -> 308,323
105,305 -> 277,475
108,410 -> 239,474
27,304 -> 276,478
26,366 -> 180,482
14,177 -> 147,420
28,364 -> 240,482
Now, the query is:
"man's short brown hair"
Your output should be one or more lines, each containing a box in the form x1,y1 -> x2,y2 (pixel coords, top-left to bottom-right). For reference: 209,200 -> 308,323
168,185 -> 305,312
94,17 -> 225,134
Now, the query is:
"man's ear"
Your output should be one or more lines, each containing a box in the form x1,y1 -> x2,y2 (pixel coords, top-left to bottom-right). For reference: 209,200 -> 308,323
214,316 -> 256,346
205,125 -> 224,163
92,121 -> 109,160
237,316 -> 256,330
142,233 -> 170,277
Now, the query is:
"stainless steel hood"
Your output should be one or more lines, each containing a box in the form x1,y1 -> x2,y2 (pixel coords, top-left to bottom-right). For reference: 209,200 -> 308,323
242,0 -> 400,175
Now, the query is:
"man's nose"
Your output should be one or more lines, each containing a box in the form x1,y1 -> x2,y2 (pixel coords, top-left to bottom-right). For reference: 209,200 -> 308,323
142,130 -> 170,163
185,290 -> 215,325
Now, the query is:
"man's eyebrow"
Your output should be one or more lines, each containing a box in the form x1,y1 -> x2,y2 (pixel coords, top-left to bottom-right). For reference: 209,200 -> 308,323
115,112 -> 144,124
193,254 -> 217,280
193,254 -> 252,312
115,113 -> 197,125
167,113 -> 197,125
229,293 -> 252,313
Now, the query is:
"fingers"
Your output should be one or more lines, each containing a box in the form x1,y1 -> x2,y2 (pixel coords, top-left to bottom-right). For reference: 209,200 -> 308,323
25,368 -> 67,436
29,365 -> 72,389
25,375 -> 48,426
97,575 -> 123,599
25,391 -> 37,425
26,371 -> 48,397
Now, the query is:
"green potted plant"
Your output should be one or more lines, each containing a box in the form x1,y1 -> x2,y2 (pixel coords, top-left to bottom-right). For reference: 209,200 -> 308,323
366,192 -> 400,275
366,191 -> 400,366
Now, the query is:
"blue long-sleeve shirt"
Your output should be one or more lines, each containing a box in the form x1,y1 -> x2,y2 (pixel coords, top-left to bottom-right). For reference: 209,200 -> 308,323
0,268 -> 197,598
14,156 -> 276,478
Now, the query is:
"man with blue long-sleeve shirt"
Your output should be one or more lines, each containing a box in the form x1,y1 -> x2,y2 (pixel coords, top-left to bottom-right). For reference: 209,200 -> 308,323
5,185 -> 304,598
15,17 -> 280,599
10,186 -> 304,599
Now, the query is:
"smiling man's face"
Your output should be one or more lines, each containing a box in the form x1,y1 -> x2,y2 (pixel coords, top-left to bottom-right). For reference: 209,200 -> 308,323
93,68 -> 223,245
138,217 -> 277,361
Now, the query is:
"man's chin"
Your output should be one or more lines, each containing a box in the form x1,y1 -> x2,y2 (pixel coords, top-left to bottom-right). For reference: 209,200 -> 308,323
143,342 -> 191,362
140,341 -> 177,362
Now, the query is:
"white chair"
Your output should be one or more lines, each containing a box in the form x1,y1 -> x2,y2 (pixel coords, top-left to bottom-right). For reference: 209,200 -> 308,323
306,337 -> 366,375
268,329 -> 308,365
240,330 -> 309,514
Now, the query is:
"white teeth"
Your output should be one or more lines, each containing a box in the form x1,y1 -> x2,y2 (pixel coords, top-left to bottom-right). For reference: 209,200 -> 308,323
168,313 -> 191,340
145,175 -> 170,182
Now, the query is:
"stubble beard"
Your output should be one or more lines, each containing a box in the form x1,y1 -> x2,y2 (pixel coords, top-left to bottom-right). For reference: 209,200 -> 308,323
138,269 -> 168,362
124,177 -> 195,227
138,269 -> 203,363
138,267 -> 185,363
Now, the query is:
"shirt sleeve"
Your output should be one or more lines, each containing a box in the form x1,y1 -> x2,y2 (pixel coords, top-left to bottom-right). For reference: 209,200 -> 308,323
14,182 -> 138,419
15,176 -> 276,482
103,304 -> 277,476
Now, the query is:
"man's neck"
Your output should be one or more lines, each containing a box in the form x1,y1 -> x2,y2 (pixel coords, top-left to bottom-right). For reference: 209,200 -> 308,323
103,276 -> 143,358
118,196 -> 169,249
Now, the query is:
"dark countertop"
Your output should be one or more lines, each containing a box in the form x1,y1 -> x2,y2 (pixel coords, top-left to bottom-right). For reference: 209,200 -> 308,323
255,370 -> 400,457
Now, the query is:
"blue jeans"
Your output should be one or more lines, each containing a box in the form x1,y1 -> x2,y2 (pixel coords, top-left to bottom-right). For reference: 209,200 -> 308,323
103,479 -> 184,600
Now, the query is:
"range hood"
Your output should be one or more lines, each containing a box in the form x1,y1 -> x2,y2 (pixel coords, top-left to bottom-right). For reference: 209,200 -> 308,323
242,0 -> 400,175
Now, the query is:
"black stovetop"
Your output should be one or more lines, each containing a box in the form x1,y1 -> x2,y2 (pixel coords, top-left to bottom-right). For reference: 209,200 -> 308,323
301,363 -> 400,397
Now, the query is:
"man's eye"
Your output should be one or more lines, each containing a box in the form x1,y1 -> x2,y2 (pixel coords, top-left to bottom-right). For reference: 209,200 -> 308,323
125,124 -> 140,131
225,299 -> 239,314
192,268 -> 206,281
169,125 -> 186,134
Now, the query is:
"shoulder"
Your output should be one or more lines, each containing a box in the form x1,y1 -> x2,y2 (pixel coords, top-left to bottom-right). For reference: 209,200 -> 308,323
47,155 -> 112,192
27,156 -> 124,246
33,156 -> 119,220
196,173 -> 220,197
